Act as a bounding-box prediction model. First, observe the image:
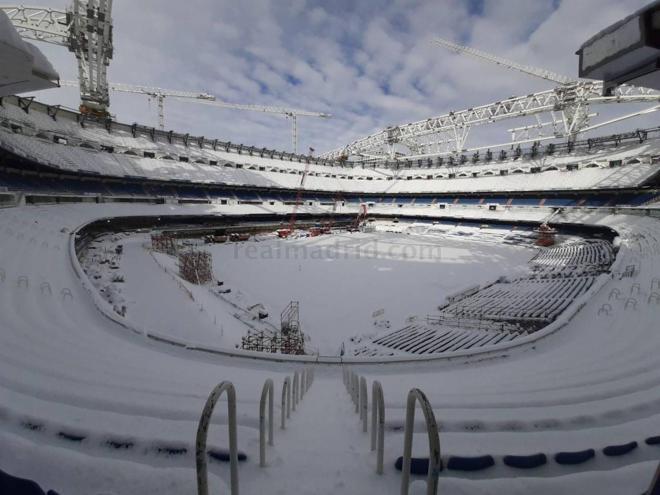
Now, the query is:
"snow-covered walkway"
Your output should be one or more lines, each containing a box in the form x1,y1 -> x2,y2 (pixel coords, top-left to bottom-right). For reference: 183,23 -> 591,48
240,373 -> 395,495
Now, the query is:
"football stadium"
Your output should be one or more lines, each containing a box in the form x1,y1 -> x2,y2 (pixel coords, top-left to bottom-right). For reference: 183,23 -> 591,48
1,1 -> 660,494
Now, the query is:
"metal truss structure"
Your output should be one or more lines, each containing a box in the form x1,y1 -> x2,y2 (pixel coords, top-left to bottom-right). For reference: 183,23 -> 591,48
60,79 -> 215,130
3,2 -> 327,151
192,99 -> 331,154
59,80 -> 329,152
322,82 -> 660,161
1,1 -> 114,114
322,38 -> 660,161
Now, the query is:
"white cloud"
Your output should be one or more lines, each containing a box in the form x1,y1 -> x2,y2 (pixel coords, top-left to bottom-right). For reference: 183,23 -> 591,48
23,0 -> 660,154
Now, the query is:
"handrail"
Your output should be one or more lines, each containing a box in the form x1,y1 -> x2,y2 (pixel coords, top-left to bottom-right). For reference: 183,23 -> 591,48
281,376 -> 291,429
300,369 -> 307,401
196,381 -> 239,495
305,367 -> 314,392
359,376 -> 368,433
371,380 -> 385,475
259,379 -> 274,467
292,371 -> 300,411
352,373 -> 359,412
401,388 -> 441,495
646,461 -> 660,495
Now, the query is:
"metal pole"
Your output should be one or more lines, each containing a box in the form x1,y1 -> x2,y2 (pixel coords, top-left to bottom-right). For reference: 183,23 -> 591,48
292,114 -> 297,154
259,379 -> 274,467
158,94 -> 165,130
401,388 -> 441,495
196,381 -> 238,495
292,371 -> 299,411
371,381 -> 385,475
359,376 -> 368,433
281,376 -> 291,429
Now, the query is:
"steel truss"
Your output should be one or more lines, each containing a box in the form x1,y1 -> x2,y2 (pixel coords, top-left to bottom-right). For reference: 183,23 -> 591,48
321,82 -> 660,161
1,1 -> 114,113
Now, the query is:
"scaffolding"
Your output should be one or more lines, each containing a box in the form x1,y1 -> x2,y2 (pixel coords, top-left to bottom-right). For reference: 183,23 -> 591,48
178,249 -> 213,284
151,233 -> 177,255
241,301 -> 306,355
281,301 -> 300,334
241,331 -> 306,355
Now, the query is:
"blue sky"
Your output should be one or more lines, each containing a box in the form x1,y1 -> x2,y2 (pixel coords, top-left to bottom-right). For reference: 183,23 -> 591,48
29,0 -> 655,154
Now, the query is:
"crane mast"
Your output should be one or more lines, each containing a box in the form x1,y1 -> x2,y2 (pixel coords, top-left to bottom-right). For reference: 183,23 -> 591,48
277,162 -> 311,238
59,79 -> 330,151
188,98 -> 330,154
1,1 -> 114,115
3,2 -> 330,151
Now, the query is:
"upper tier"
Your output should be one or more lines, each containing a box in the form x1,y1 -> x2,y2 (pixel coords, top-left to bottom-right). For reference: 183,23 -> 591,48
1,95 -> 659,194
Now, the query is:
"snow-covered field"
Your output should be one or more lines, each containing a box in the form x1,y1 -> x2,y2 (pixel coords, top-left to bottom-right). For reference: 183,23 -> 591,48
207,228 -> 535,355
79,222 -> 536,356
1,203 -> 659,495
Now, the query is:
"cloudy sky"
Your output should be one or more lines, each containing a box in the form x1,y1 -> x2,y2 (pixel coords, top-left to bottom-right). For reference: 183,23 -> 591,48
29,0 -> 656,154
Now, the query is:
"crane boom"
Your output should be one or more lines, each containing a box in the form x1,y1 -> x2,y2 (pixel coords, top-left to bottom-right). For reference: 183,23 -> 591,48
60,79 -> 215,129
187,98 -> 330,118
188,98 -> 330,154
433,37 -> 575,86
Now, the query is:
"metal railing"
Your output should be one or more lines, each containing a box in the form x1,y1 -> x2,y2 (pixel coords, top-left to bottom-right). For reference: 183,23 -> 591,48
281,376 -> 291,430
401,388 -> 441,495
259,379 -> 274,467
196,369 -> 314,493
371,380 -> 385,475
292,371 -> 300,411
343,369 -> 385,475
196,381 -> 239,495
359,376 -> 368,433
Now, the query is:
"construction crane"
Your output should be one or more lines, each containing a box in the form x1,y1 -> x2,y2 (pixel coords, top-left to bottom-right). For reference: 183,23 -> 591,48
59,80 -> 329,152
322,38 -> 660,161
59,80 -> 215,130
190,98 -> 331,154
432,37 -> 576,86
1,1 -> 114,116
432,37 -> 596,143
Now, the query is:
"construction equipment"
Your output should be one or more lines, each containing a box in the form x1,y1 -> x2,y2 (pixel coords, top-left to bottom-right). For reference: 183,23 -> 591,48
432,37 -> 575,86
191,98 -> 330,154
242,301 -> 305,355
432,37 -> 591,145
2,2 -> 328,148
59,80 -> 215,130
349,204 -> 368,232
1,1 -> 114,116
60,80 -> 330,151
278,161 -> 312,238
321,190 -> 345,233
322,39 -> 660,161
431,37 -> 659,146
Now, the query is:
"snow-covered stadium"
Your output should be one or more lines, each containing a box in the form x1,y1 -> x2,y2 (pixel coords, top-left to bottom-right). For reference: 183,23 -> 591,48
1,1 -> 660,494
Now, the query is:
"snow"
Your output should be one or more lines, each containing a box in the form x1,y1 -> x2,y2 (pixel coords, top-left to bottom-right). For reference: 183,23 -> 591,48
205,229 -> 534,355
1,202 -> 660,494
1,96 -> 659,194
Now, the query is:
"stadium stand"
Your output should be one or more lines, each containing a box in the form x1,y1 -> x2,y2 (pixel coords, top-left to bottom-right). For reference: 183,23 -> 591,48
2,96 -> 660,197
